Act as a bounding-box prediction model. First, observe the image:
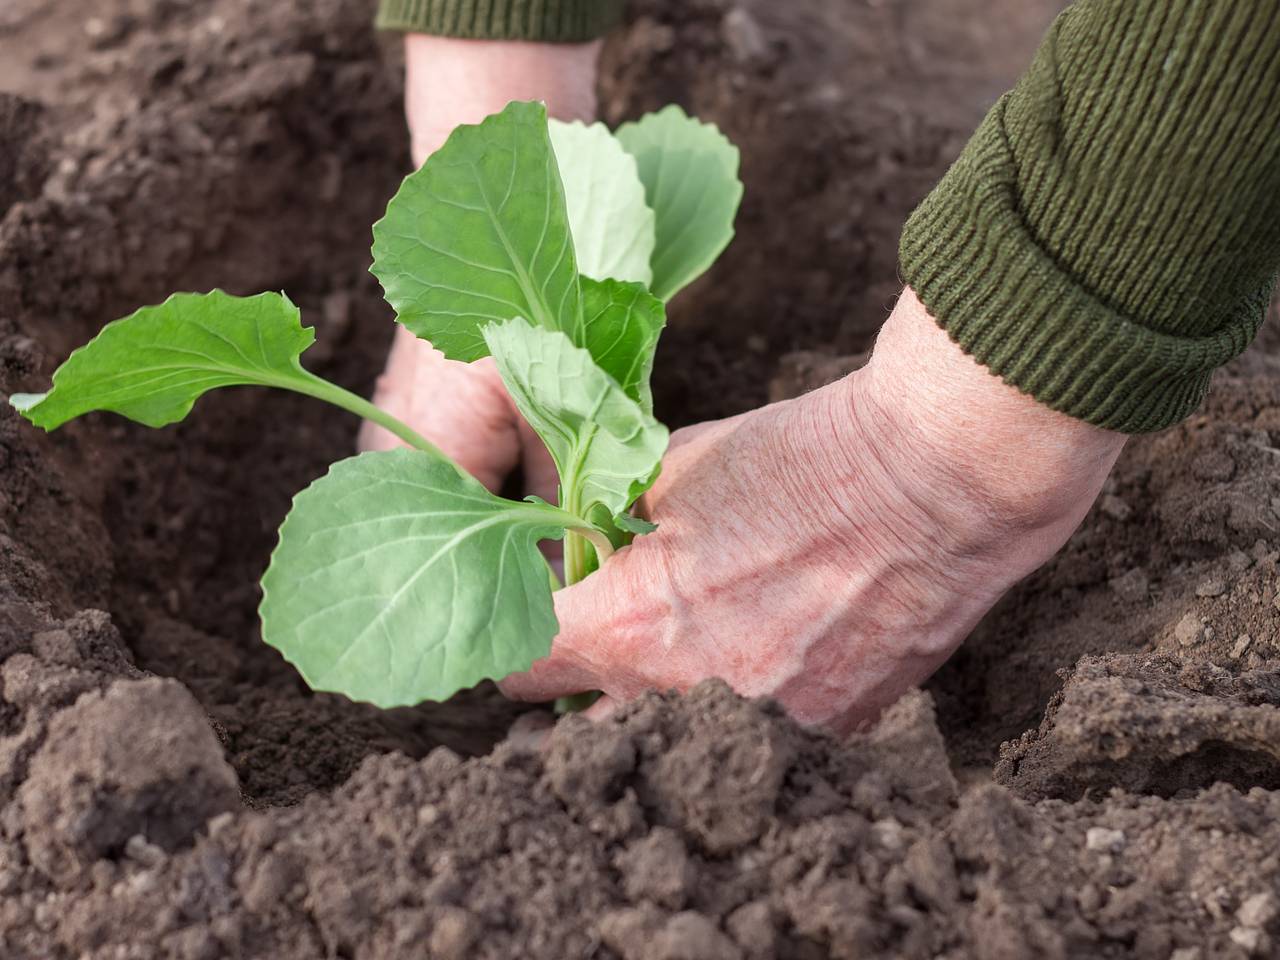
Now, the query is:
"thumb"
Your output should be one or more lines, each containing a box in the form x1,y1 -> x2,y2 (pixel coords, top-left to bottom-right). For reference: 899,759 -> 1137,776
499,572 -> 603,702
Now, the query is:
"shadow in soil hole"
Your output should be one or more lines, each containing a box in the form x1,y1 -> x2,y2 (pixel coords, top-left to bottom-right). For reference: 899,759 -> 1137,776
1011,740 -> 1280,803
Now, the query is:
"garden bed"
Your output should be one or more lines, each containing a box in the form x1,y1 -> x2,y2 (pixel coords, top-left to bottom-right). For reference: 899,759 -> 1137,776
1,0 -> 1278,956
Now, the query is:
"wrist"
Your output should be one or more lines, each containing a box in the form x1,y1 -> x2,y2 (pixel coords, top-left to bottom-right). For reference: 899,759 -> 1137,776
859,287 -> 1127,536
404,34 -> 601,166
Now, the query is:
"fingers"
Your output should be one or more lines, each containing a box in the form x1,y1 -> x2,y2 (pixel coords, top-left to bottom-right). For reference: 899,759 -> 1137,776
666,410 -> 751,451
498,573 -> 605,701
361,330 -> 521,492
642,411 -> 754,504
582,695 -> 618,722
498,648 -> 596,702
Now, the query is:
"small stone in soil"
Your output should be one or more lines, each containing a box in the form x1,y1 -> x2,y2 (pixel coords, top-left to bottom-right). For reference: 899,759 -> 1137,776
1237,892 -> 1278,929
1100,494 -> 1132,521
322,290 -> 352,336
1084,827 -> 1125,852
871,818 -> 905,852
1109,568 -> 1149,603
417,803 -> 440,825
1229,927 -> 1270,956
1232,634 -> 1254,658
726,901 -> 776,957
124,834 -> 166,867
1195,577 -> 1227,598
1250,539 -> 1278,563
1173,612 -> 1206,647
722,8 -> 768,63
1227,549 -> 1253,572
430,906 -> 481,960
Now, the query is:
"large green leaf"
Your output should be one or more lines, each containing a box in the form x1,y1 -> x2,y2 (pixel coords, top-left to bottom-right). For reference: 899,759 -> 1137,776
580,277 -> 666,413
548,118 -> 655,286
484,317 -> 668,518
260,449 -> 575,707
10,291 -> 318,430
371,101 -> 583,361
616,105 -> 743,301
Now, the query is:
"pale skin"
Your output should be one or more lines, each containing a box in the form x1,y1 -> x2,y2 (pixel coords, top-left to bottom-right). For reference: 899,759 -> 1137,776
365,36 -> 1127,734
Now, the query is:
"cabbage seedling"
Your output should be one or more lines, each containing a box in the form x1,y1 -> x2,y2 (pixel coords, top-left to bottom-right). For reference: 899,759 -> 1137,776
10,101 -> 742,706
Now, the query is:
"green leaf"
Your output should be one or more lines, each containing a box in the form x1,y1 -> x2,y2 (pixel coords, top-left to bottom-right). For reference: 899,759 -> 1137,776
10,291 -> 317,431
371,101 -> 583,362
260,449 -> 575,707
613,513 -> 658,536
484,317 -> 668,518
579,277 -> 666,413
548,118 -> 655,286
616,105 -> 743,301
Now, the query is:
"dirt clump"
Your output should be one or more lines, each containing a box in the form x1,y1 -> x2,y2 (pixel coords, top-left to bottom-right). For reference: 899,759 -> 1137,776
3,683 -> 1279,959
16,677 -> 240,886
997,654 -> 1280,801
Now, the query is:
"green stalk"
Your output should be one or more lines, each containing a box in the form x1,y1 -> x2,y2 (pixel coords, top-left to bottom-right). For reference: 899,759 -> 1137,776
563,519 -> 613,586
286,367 -> 618,589
555,690 -> 602,713
282,371 -> 447,458
564,531 -> 588,586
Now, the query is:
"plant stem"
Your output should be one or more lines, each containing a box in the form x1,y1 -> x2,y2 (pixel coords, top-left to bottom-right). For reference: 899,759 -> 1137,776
285,371 -> 448,458
287,369 -> 619,587
564,526 -> 614,586
564,531 -> 588,586
555,690 -> 601,713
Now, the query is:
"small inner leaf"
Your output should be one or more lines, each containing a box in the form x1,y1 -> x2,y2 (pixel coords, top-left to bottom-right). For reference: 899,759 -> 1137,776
580,276 -> 666,413
616,105 -> 744,301
484,317 -> 668,519
548,118 -> 656,286
613,513 -> 658,536
260,449 -> 574,707
11,290 -> 318,431
371,101 -> 583,362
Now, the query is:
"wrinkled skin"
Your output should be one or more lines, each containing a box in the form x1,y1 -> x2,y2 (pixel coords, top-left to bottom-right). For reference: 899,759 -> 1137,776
370,37 -> 1126,733
501,289 -> 1125,731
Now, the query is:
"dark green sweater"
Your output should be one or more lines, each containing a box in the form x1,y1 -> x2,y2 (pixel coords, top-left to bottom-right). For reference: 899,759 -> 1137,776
376,0 -> 624,41
379,0 -> 1280,433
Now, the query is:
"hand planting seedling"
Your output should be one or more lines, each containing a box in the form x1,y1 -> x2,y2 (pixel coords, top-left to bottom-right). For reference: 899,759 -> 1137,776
10,101 -> 742,707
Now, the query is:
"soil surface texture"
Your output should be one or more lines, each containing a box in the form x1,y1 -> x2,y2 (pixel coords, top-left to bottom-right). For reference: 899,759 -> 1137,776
2,1 -> 1279,958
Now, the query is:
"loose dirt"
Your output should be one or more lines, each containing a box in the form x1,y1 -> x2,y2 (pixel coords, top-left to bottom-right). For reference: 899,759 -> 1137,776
2,0 -> 1278,957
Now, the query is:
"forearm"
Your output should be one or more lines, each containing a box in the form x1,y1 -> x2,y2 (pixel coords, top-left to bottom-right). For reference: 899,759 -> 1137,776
378,0 -> 619,167
402,34 -> 601,166
901,0 -> 1280,434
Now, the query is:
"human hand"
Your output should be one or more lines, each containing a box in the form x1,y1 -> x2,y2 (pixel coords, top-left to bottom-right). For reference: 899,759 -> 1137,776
360,34 -> 602,503
501,288 -> 1128,733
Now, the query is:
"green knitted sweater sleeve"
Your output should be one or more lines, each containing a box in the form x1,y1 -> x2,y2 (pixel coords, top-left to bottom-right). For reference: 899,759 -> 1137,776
899,0 -> 1280,433
376,0 -> 624,42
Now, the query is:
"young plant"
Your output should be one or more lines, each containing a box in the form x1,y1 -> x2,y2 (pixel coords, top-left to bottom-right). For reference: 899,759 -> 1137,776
9,101 -> 742,707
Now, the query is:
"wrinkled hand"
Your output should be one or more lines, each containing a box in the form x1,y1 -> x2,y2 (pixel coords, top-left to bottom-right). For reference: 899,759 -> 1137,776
360,34 -> 601,504
502,289 -> 1127,732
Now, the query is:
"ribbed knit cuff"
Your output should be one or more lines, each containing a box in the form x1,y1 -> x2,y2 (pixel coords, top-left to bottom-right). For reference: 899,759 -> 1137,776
377,0 -> 624,42
900,103 -> 1271,435
900,0 -> 1280,435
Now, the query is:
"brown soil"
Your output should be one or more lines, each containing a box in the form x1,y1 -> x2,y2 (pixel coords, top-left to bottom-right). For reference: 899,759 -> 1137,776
2,1 -> 1278,957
